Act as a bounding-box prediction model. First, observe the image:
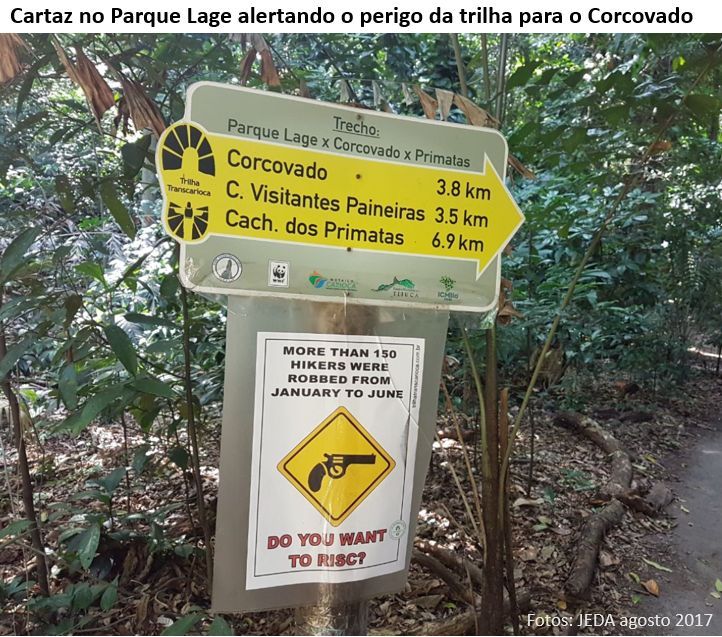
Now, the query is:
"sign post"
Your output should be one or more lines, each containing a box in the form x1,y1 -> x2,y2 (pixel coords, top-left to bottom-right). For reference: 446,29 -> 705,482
156,83 -> 524,626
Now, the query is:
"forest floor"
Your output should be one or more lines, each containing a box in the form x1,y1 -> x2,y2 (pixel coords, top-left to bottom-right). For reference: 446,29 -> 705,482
1,363 -> 722,636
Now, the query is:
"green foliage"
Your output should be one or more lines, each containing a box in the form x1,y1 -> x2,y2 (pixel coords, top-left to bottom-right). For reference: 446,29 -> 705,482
103,324 -> 138,376
0,31 -> 719,629
66,525 -> 101,570
99,579 -> 118,611
208,616 -> 234,636
0,226 -> 41,284
0,518 -> 32,540
99,181 -> 137,240
162,614 -> 203,636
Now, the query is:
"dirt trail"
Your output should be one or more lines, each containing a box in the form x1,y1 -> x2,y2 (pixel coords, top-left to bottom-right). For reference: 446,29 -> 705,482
640,417 -> 722,634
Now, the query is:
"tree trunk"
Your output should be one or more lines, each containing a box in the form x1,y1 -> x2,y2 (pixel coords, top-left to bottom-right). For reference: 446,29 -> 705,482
499,391 -> 519,635
480,327 -> 504,635
0,290 -> 49,596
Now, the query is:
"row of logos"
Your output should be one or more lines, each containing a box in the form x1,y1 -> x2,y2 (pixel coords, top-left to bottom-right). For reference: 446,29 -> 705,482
210,253 -> 460,301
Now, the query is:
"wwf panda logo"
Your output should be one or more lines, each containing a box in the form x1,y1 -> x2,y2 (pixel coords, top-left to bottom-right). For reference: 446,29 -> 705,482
269,261 -> 289,287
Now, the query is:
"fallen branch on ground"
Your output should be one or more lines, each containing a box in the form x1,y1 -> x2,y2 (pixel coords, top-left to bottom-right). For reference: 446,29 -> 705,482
552,412 -> 633,599
565,499 -> 626,599
411,549 -> 475,605
415,540 -> 484,587
409,545 -> 530,635
402,591 -> 531,636
553,411 -> 633,500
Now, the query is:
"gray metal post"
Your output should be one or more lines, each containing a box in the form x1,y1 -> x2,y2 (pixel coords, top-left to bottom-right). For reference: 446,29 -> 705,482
293,302 -> 377,635
295,595 -> 369,635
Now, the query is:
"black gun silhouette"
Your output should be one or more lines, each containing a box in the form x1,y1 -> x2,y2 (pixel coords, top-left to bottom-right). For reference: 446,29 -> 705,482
308,453 -> 376,492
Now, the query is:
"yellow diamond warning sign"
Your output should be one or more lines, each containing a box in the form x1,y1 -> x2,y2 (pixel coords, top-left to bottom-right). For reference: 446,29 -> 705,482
278,406 -> 395,527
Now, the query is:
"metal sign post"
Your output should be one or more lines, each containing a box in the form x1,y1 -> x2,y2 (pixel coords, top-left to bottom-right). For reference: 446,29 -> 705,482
155,84 -> 524,622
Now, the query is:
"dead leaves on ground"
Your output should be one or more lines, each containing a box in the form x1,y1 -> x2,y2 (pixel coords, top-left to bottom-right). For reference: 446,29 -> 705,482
641,578 -> 660,597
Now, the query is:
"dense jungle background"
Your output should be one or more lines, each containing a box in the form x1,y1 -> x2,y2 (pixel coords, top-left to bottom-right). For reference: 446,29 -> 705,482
1,32 -> 721,636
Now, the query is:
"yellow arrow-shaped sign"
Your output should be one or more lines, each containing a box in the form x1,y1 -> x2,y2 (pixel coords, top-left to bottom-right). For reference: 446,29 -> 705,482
157,121 -> 524,279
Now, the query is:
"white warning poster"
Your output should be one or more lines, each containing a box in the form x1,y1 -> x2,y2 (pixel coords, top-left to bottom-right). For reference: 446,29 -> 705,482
246,332 -> 424,590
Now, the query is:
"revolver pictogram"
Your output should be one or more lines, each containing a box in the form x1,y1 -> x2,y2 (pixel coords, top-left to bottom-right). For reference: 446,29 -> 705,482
308,453 -> 377,492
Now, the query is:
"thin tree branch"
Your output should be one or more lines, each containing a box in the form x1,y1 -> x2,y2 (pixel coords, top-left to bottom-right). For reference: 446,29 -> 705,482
450,35 -> 469,98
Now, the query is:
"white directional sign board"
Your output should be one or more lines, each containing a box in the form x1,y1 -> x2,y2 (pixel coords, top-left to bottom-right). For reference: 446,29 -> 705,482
157,83 -> 524,312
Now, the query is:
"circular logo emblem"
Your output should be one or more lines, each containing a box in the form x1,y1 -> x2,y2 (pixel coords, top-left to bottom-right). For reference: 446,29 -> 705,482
389,520 -> 407,539
212,254 -> 242,282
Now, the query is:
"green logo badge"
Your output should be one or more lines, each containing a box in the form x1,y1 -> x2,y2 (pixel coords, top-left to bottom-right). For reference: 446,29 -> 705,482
309,271 -> 357,291
373,277 -> 418,298
438,276 -> 459,301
